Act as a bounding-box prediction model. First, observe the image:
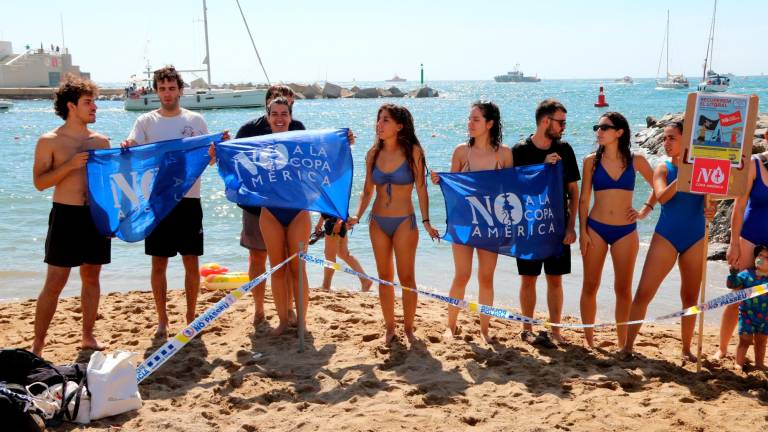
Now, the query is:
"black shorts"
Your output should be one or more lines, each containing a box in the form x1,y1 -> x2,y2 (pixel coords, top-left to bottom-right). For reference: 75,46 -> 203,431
145,198 -> 203,257
323,216 -> 347,238
240,208 -> 266,251
516,246 -> 571,276
44,203 -> 111,268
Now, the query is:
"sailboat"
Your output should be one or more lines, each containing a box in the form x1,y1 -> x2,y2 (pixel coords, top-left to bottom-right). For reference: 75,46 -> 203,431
697,0 -> 730,92
655,10 -> 689,89
125,0 -> 266,111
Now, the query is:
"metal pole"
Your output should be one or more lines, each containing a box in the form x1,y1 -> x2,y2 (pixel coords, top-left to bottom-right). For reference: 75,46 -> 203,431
202,0 -> 212,87
420,63 -> 424,87
298,242 -> 305,353
696,195 -> 711,372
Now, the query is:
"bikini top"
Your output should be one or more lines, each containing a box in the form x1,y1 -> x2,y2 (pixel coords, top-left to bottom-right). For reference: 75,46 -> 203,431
592,158 -> 635,191
459,146 -> 504,172
372,160 -> 415,204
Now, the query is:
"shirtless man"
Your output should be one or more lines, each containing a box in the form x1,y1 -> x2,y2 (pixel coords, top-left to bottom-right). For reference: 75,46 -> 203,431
31,75 -> 111,356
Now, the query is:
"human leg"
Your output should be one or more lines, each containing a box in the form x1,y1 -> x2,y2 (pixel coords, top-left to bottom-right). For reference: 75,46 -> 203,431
678,238 -> 705,361
476,248 -> 499,341
32,265 -> 71,356
321,234 -> 340,291
735,334 -> 751,368
609,230 -> 639,347
754,334 -> 767,369
286,211 -> 311,331
580,227 -> 609,347
181,255 -> 200,324
79,264 -> 105,350
150,256 -> 170,337
337,236 -> 373,291
392,216 -> 419,342
260,210 -> 290,335
369,220 -> 395,344
249,249 -> 268,324
445,244 -> 473,339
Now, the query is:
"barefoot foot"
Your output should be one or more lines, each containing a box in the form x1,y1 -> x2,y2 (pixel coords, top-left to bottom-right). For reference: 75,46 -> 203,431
383,328 -> 396,345
81,335 -> 107,351
270,321 -> 290,337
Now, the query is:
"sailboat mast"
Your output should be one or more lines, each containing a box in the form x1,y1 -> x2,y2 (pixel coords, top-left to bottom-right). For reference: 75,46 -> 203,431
703,0 -> 716,81
665,10 -> 670,77
202,0 -> 212,87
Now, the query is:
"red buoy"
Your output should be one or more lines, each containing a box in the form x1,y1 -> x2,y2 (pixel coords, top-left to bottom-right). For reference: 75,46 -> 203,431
594,86 -> 609,107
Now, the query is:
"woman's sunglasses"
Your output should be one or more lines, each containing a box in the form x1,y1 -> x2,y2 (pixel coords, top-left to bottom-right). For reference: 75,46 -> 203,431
593,124 -> 618,132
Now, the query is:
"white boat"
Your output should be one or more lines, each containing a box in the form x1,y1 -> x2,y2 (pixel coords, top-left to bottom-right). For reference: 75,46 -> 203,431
655,10 -> 689,89
697,0 -> 729,92
124,0 -> 267,111
614,76 -> 633,84
0,100 -> 12,111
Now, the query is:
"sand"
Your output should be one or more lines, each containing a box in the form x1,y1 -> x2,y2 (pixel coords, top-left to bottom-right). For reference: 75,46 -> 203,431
1,286 -> 766,432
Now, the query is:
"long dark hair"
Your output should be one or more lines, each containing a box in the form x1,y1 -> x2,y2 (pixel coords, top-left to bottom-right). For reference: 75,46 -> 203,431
468,101 -> 503,150
593,111 -> 632,172
370,104 -> 424,179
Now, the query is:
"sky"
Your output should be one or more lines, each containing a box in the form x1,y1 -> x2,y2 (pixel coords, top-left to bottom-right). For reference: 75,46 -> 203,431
1,0 -> 765,85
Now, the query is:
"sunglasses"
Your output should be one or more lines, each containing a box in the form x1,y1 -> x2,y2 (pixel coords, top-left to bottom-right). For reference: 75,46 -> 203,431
548,117 -> 566,127
593,124 -> 618,132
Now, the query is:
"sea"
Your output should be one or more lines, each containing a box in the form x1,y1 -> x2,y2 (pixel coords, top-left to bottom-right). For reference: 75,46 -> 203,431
3,77 -> 767,324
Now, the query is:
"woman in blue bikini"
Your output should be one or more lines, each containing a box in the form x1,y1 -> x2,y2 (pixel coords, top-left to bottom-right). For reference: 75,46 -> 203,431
430,101 -> 513,342
620,121 -> 716,361
348,104 -> 439,344
578,112 -> 655,348
259,97 -> 312,336
715,130 -> 768,360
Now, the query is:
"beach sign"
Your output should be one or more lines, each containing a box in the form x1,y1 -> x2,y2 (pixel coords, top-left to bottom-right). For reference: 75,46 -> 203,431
678,92 -> 758,197
689,157 -> 731,195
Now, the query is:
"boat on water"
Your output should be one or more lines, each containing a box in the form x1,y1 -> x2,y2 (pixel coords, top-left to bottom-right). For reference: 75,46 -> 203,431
494,64 -> 540,82
614,76 -> 633,84
0,100 -> 13,111
124,0 -> 266,111
655,10 -> 689,89
697,0 -> 729,92
386,74 -> 406,82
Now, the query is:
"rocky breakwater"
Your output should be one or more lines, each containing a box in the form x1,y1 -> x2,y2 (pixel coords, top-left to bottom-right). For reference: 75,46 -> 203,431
632,112 -> 768,260
288,82 -> 438,100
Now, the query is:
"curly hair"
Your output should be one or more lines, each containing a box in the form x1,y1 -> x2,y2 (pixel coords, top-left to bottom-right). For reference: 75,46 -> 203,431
468,101 -> 503,150
153,65 -> 184,90
593,111 -> 632,173
370,104 -> 424,180
53,74 -> 98,120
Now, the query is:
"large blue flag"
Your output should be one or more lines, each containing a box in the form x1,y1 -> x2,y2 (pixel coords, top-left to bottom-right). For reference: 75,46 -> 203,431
216,129 -> 353,219
438,162 -> 565,260
87,133 -> 223,242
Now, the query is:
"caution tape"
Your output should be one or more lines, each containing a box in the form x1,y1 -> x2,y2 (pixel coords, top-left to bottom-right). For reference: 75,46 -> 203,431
299,252 -> 768,329
136,253 -> 297,384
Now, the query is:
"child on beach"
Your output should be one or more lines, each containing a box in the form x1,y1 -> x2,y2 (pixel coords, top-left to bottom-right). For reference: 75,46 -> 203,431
313,214 -> 373,292
726,245 -> 768,370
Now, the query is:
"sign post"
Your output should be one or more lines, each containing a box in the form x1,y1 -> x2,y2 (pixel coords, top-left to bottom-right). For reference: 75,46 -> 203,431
678,92 -> 758,372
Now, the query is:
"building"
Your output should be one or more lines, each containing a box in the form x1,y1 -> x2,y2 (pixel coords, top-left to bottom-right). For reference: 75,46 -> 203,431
0,41 -> 90,88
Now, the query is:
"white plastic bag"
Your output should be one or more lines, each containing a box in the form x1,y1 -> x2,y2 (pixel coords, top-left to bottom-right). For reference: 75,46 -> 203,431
87,351 -> 142,420
48,381 -> 91,424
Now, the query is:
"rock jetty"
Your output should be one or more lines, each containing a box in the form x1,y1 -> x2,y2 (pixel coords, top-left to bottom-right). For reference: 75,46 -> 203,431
632,112 -> 768,260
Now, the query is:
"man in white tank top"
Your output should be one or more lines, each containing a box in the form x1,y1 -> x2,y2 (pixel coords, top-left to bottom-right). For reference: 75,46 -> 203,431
122,66 -> 210,338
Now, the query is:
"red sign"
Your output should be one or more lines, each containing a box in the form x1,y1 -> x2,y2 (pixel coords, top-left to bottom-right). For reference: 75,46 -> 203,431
690,158 -> 731,195
718,110 -> 742,127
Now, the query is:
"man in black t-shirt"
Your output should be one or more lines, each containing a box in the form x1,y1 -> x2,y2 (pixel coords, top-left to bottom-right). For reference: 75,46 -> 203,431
511,98 -> 580,347
236,84 -> 305,325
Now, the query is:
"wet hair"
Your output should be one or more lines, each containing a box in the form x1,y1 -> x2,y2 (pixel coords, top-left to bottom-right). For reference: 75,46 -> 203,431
593,111 -> 632,172
265,84 -> 295,105
370,104 -> 425,180
666,120 -> 684,135
266,96 -> 292,115
469,101 -> 503,150
754,245 -> 768,259
153,65 -> 184,90
53,74 -> 98,120
535,98 -> 567,125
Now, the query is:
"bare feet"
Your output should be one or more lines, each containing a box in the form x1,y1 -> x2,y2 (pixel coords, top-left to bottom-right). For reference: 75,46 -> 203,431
481,332 -> 494,345
405,329 -> 418,345
31,341 -> 44,357
186,313 -> 195,325
443,327 -> 457,341
270,321 -> 290,337
81,334 -> 107,351
709,350 -> 728,361
361,280 -> 373,293
551,331 -> 566,345
287,309 -> 298,326
383,328 -> 396,345
252,311 -> 265,326
681,351 -> 698,363
617,349 -> 635,361
154,323 -> 168,339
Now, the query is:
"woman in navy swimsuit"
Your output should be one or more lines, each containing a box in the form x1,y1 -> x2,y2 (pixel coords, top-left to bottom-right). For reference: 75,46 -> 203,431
578,112 -> 655,348
430,101 -> 513,342
620,121 -> 716,361
259,98 -> 312,336
715,130 -> 768,359
348,104 -> 439,344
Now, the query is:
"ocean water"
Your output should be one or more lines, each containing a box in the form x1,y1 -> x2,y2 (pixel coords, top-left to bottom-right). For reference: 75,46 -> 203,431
3,78 -> 767,324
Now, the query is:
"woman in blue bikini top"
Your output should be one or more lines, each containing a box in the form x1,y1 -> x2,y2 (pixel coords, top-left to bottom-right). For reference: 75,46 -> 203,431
348,104 -> 438,345
578,111 -> 656,349
429,101 -> 513,342
620,120 -> 716,362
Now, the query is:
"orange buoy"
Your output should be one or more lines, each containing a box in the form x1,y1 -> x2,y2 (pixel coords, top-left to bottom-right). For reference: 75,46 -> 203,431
594,86 -> 609,107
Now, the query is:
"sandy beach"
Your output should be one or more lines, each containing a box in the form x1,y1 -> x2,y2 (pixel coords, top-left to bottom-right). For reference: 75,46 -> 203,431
1,282 -> 766,432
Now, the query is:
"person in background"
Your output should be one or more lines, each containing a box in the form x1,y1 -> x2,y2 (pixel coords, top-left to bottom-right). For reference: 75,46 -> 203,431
314,213 -> 373,292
